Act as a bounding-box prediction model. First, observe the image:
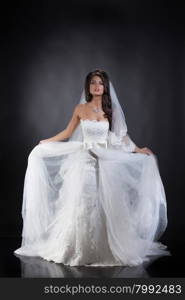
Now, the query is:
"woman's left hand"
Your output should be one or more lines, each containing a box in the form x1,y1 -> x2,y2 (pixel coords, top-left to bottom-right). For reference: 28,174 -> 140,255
39,139 -> 51,144
136,147 -> 154,155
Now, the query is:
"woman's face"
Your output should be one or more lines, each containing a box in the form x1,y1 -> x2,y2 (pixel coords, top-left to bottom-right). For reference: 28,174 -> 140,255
89,75 -> 104,96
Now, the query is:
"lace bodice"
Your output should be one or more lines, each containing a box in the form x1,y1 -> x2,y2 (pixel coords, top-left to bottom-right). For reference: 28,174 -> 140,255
80,119 -> 136,152
80,119 -> 109,149
80,119 -> 109,142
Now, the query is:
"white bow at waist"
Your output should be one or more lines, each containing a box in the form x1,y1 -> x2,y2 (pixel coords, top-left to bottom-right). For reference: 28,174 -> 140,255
83,140 -> 108,150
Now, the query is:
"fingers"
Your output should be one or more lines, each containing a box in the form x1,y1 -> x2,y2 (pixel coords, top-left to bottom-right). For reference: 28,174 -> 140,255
143,147 -> 154,155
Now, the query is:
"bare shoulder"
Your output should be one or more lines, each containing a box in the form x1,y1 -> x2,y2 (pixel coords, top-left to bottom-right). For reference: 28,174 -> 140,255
74,103 -> 87,114
77,103 -> 87,110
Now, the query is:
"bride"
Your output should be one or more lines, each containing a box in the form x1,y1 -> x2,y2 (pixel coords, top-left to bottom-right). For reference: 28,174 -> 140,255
14,69 -> 170,267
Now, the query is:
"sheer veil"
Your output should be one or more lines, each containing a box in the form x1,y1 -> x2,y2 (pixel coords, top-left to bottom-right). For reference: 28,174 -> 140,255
15,75 -> 169,263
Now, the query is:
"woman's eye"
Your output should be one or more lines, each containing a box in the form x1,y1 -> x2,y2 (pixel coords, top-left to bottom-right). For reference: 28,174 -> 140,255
90,82 -> 103,85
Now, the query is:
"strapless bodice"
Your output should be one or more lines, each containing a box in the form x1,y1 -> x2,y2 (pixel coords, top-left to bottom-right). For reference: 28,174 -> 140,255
80,119 -> 109,149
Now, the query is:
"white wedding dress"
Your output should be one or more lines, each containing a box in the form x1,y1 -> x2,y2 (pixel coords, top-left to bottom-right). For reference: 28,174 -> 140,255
14,119 -> 170,267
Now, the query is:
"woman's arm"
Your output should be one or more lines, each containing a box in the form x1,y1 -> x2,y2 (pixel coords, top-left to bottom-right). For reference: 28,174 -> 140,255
39,104 -> 81,143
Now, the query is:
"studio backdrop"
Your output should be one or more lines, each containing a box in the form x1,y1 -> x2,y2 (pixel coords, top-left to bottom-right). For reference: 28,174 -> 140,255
1,0 -> 185,251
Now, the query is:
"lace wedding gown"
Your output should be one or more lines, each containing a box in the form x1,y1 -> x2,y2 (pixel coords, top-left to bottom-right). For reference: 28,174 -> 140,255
14,119 -> 170,267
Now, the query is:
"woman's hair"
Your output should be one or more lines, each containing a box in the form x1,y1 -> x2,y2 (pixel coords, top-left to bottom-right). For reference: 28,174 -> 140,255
84,69 -> 112,130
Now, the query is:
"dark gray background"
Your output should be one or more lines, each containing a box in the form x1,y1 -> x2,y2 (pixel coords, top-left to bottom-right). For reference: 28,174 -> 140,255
1,0 -> 185,249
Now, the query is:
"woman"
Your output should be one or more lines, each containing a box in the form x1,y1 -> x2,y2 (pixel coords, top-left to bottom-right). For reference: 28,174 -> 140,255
14,69 -> 170,267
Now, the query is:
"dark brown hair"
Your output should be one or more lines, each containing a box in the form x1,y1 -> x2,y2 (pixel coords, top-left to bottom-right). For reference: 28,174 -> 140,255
84,69 -> 112,130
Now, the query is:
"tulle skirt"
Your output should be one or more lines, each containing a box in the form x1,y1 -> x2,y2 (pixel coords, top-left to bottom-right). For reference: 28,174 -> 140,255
14,141 -> 170,266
